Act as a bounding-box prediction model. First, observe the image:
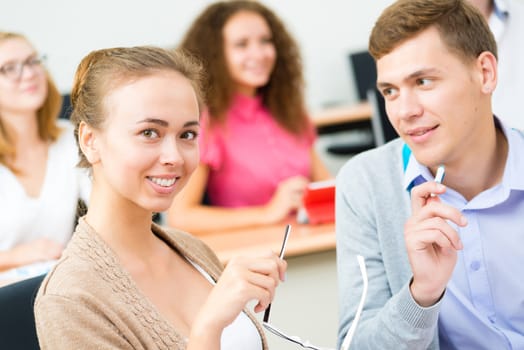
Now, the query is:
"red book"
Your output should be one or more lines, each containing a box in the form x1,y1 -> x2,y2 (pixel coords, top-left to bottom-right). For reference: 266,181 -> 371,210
300,179 -> 335,224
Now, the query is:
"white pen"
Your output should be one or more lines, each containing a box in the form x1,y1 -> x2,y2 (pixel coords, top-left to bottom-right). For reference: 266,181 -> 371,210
430,164 -> 445,197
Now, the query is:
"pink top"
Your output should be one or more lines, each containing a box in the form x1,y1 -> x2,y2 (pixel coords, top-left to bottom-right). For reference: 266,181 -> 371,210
199,94 -> 316,207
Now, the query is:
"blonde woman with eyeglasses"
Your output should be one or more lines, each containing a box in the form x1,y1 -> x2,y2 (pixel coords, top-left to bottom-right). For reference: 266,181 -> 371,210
0,32 -> 90,286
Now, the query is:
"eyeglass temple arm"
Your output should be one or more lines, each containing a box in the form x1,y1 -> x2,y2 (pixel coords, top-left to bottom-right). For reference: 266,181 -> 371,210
341,255 -> 368,350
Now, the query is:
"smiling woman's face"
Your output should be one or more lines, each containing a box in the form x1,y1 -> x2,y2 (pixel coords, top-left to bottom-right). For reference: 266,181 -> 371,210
223,10 -> 276,96
86,70 -> 201,214
0,37 -> 47,116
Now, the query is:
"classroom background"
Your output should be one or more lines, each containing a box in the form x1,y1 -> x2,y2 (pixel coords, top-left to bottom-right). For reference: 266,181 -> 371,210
0,1 -> 391,349
1,0 -> 393,111
2,1 -> 396,348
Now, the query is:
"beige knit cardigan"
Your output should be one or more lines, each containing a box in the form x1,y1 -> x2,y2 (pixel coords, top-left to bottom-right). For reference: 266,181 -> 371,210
34,218 -> 267,349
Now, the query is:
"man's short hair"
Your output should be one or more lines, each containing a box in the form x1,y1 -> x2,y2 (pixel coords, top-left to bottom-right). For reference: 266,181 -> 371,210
369,0 -> 497,63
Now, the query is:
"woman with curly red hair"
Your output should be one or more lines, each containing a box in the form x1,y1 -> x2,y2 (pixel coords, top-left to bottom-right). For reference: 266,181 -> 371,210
167,1 -> 331,233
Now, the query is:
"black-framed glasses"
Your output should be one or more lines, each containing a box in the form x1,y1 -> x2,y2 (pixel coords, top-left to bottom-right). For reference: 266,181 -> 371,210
0,54 -> 46,81
262,254 -> 368,350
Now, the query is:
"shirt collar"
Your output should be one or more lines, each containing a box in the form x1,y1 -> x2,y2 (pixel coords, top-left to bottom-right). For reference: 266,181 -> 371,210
499,119 -> 524,191
403,117 -> 524,193
230,93 -> 263,121
490,0 -> 509,40
403,153 -> 429,192
493,0 -> 509,19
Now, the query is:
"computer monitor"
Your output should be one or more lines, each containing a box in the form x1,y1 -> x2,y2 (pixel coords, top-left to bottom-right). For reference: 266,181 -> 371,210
349,50 -> 398,145
349,50 -> 376,101
367,87 -> 399,146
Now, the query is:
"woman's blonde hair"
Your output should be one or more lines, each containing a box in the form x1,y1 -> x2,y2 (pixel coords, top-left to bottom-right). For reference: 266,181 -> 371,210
70,46 -> 204,168
0,32 -> 62,173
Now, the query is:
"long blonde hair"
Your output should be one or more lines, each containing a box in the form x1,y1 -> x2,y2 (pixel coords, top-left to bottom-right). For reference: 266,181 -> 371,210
0,32 -> 62,173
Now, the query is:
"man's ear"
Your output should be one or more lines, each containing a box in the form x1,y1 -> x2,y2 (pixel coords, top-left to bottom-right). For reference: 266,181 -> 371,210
477,51 -> 497,94
78,121 -> 100,164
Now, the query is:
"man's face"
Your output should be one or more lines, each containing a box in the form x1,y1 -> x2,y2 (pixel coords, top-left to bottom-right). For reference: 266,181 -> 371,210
376,27 -> 491,169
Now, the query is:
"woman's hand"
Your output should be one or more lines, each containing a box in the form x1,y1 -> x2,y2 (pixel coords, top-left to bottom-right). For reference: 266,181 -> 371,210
8,238 -> 63,268
264,176 -> 309,223
188,251 -> 287,347
405,181 -> 467,306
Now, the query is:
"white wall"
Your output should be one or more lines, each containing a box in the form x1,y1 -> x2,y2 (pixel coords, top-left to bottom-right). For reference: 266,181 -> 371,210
1,0 -> 393,111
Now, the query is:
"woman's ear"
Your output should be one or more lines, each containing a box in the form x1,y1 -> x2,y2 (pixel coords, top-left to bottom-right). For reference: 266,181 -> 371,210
78,121 -> 100,164
477,51 -> 497,95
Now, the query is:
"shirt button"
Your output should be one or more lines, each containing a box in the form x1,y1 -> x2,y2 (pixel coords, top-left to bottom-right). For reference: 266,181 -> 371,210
488,316 -> 496,324
470,261 -> 481,271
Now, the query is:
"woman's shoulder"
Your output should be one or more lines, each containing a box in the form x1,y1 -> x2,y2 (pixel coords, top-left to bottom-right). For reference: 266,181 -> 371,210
157,225 -> 216,256
37,221 -> 119,300
155,225 -> 223,273
36,253 -> 101,302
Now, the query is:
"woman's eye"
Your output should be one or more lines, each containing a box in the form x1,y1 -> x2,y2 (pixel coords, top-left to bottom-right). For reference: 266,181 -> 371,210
141,129 -> 159,139
234,40 -> 248,48
27,57 -> 42,66
2,63 -> 17,74
181,130 -> 198,140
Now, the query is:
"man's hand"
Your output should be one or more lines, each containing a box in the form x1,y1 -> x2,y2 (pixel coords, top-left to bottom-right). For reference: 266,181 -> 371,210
405,181 -> 467,306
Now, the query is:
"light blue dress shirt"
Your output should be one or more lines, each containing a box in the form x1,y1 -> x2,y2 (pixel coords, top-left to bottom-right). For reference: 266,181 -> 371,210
404,121 -> 524,349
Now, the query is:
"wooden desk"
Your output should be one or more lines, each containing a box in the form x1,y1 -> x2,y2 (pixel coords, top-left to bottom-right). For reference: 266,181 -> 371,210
199,223 -> 338,349
200,222 -> 335,264
311,101 -> 371,127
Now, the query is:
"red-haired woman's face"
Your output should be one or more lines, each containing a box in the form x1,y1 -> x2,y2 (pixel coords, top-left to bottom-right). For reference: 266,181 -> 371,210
0,38 -> 47,116
223,10 -> 276,96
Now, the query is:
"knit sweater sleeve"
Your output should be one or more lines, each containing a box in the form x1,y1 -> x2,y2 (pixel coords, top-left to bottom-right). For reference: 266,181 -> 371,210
35,293 -> 134,350
335,141 -> 440,350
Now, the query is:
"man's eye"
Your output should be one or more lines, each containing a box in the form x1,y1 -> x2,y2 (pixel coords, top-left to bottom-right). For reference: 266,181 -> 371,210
382,87 -> 395,96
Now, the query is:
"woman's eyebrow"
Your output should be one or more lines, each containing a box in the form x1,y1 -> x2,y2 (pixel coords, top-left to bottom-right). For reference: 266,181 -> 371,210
136,119 -> 200,128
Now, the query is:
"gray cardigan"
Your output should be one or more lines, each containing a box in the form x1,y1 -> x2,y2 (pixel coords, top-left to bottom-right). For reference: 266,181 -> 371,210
336,139 -> 440,350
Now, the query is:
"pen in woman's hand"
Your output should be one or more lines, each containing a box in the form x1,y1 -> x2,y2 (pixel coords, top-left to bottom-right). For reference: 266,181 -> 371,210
263,224 -> 291,322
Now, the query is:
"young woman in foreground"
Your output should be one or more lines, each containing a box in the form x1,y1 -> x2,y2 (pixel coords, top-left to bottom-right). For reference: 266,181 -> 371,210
34,46 -> 286,350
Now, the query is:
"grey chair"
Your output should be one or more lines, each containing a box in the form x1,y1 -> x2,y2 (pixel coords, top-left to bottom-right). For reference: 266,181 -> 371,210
58,93 -> 72,120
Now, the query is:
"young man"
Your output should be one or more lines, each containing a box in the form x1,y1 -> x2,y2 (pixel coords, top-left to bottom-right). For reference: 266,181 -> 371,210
336,0 -> 524,349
